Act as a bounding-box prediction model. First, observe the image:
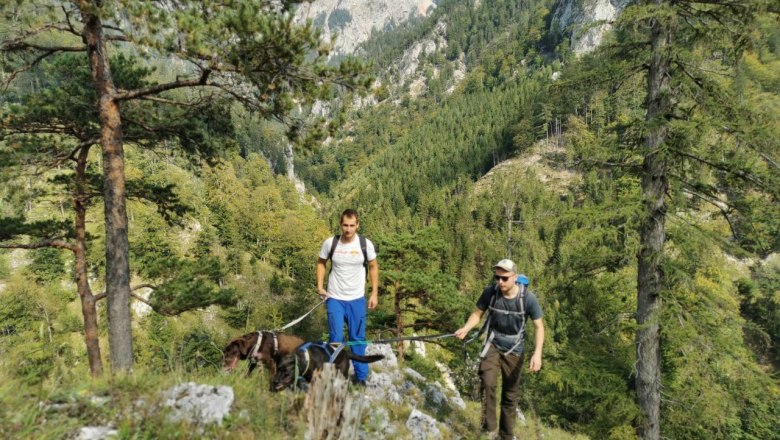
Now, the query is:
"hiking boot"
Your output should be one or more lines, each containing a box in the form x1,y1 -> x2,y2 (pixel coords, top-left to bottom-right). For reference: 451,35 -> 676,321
353,379 -> 367,388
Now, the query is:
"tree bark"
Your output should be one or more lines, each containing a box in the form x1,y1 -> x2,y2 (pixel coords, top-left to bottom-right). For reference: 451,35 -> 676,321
394,281 -> 405,361
80,3 -> 134,372
636,2 -> 672,439
74,145 -> 103,377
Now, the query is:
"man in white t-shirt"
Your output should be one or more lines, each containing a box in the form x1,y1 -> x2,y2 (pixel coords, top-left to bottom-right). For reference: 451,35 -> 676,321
316,209 -> 379,385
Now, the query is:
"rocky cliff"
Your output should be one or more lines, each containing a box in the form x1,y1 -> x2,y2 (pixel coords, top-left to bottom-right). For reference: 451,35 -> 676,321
552,0 -> 630,55
296,0 -> 437,57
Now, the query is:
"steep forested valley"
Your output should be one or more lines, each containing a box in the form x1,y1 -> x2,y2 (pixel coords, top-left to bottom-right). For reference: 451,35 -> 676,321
1,1 -> 778,439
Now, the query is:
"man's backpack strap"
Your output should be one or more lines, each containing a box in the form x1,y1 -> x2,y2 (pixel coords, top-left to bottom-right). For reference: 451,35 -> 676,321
359,235 -> 368,271
328,235 -> 341,261
327,234 -> 369,273
481,284 -> 528,358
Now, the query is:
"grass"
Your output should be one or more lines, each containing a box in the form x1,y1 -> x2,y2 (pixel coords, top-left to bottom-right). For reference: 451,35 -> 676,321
0,366 -> 308,440
0,359 -> 590,439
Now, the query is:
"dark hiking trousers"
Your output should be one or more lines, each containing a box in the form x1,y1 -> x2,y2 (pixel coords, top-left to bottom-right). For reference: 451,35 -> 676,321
479,345 -> 525,440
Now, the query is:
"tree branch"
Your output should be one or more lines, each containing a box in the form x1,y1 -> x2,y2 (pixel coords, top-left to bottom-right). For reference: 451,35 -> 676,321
670,147 -> 768,190
129,291 -> 152,306
0,239 -> 76,252
94,284 -> 156,302
114,69 -> 212,101
138,95 -> 208,107
61,5 -> 82,36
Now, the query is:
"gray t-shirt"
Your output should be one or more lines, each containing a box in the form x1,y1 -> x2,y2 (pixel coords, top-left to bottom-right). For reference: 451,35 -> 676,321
476,285 -> 543,354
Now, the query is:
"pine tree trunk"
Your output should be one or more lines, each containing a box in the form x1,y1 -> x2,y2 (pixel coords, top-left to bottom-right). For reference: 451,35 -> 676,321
394,281 -> 404,361
81,3 -> 134,372
74,146 -> 103,377
636,3 -> 672,439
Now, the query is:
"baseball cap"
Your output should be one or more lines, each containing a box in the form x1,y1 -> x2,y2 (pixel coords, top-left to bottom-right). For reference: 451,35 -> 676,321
493,259 -> 517,273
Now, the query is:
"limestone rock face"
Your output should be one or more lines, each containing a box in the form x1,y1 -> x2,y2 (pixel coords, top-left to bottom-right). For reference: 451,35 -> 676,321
552,0 -> 630,54
296,0 -> 437,57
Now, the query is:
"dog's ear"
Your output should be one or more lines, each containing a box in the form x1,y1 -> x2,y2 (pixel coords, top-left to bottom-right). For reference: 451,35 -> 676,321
236,332 -> 259,357
223,333 -> 255,359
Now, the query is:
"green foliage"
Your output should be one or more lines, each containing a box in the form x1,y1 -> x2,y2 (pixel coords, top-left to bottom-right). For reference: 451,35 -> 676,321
147,256 -> 237,316
0,216 -> 73,242
376,226 -> 470,335
739,256 -> 780,366
28,246 -> 66,284
0,274 -> 82,385
327,9 -> 352,30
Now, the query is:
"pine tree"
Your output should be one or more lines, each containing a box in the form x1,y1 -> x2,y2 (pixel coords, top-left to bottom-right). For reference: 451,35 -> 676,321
553,0 -> 778,437
1,0 -> 369,372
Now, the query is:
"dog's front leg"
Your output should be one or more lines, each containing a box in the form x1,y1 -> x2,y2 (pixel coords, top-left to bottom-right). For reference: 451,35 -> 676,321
269,360 -> 276,378
246,361 -> 258,377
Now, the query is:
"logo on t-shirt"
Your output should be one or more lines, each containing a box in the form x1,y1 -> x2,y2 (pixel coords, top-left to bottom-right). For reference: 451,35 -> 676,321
334,249 -> 361,256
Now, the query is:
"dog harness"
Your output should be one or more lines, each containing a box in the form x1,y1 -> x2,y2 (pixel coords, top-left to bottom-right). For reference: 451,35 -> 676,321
249,331 -> 279,363
294,342 -> 346,379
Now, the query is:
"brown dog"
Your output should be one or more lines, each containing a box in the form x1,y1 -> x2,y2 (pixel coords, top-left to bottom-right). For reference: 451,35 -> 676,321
271,342 -> 384,391
222,331 -> 304,377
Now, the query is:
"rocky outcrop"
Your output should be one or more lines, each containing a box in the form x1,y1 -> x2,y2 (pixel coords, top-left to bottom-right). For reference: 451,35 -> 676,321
357,343 -> 465,438
296,0 -> 437,57
552,0 -> 630,54
161,382 -> 234,425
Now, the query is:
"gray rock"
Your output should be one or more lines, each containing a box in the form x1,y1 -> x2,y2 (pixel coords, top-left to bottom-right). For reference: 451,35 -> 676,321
88,395 -> 111,407
405,408 -> 440,439
161,382 -> 234,425
367,342 -> 399,369
403,367 -> 425,382
552,0 -> 630,54
425,383 -> 447,408
359,406 -> 397,440
75,426 -> 118,440
296,0 -> 437,58
517,408 -> 527,426
367,371 -> 403,405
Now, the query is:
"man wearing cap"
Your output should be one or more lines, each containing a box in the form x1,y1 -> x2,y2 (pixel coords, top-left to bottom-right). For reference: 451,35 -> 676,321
455,259 -> 544,440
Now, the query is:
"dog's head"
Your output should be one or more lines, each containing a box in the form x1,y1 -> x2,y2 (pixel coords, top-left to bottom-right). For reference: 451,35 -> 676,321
222,333 -> 255,371
271,352 -> 299,391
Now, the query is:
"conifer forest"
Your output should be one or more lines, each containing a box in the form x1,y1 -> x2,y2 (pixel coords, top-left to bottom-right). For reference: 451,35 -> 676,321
1,1 -> 778,439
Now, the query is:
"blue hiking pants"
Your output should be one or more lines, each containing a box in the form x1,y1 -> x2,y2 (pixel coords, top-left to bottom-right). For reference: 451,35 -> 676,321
326,297 -> 368,381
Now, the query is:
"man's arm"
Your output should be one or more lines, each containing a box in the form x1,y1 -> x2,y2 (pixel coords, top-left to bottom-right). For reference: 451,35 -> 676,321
454,308 -> 485,339
316,258 -> 328,299
529,318 -> 544,372
367,258 -> 379,309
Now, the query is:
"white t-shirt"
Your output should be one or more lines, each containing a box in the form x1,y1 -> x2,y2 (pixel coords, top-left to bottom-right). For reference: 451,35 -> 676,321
319,234 -> 377,301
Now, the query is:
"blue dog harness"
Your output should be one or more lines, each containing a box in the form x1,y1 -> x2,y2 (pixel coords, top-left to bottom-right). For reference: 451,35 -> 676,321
293,342 -> 346,387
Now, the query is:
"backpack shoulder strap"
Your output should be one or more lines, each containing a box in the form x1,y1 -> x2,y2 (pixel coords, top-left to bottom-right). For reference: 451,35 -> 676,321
517,284 -> 526,316
359,235 -> 368,270
327,235 -> 341,261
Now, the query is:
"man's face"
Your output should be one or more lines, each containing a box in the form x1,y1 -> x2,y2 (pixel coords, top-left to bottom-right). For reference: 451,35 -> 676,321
340,215 -> 359,239
494,268 -> 515,293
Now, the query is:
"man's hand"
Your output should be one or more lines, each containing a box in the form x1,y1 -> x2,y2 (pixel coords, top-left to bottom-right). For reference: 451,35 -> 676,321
529,352 -> 542,372
318,287 -> 328,300
368,292 -> 378,309
454,327 -> 469,340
